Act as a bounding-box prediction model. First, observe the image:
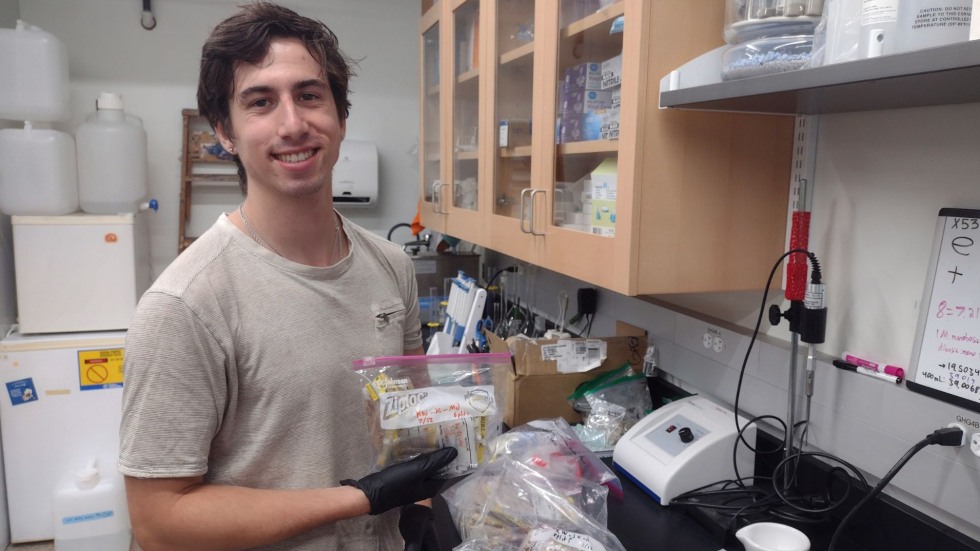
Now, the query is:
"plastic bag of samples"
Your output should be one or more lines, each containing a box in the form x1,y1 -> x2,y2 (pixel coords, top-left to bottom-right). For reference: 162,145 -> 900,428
444,418 -> 624,550
568,367 -> 652,452
444,436 -> 626,551
351,353 -> 511,478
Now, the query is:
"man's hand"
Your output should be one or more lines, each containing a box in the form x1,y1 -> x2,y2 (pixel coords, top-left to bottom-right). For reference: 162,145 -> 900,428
340,447 -> 457,515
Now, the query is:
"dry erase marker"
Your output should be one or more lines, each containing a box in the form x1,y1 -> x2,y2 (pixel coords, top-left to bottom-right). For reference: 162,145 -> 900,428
843,352 -> 906,379
834,360 -> 903,384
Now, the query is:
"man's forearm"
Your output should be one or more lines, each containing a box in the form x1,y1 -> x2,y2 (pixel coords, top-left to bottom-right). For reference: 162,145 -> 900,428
127,477 -> 370,551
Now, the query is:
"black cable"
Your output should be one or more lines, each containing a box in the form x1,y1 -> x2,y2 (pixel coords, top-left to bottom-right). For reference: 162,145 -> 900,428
771,451 -> 869,515
827,428 -> 963,551
731,248 -> 806,486
486,265 -> 518,290
386,222 -> 412,242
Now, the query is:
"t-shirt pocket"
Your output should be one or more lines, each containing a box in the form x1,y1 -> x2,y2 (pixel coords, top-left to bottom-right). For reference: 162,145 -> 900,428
371,298 -> 408,354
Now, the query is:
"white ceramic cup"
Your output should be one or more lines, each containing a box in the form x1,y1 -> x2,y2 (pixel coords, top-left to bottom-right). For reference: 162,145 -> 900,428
735,522 -> 811,551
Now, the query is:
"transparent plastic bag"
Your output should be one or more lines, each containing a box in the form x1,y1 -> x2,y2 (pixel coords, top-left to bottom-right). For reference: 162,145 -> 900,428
444,418 -> 625,551
490,418 -> 622,499
445,458 -> 626,551
582,372 -> 651,425
351,353 -> 511,478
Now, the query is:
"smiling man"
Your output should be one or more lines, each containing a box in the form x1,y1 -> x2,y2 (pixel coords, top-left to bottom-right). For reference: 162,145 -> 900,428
117,3 -> 455,551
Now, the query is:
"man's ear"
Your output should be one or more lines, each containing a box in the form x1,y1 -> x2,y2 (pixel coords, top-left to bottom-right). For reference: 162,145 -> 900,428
215,122 -> 235,154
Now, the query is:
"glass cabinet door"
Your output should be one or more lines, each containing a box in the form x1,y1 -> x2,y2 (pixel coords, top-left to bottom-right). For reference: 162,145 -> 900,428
492,0 -> 535,224
554,0 -> 624,237
452,0 -> 481,212
421,15 -> 442,213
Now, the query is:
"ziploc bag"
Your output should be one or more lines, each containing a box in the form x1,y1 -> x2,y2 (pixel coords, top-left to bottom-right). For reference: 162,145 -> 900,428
352,353 -> 511,478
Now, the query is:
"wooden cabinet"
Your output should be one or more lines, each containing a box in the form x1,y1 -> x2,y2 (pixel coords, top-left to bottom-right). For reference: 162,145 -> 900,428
420,0 -> 794,296
178,109 -> 239,253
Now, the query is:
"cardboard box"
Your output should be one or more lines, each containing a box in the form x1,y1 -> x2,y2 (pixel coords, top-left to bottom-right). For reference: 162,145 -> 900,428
499,119 -> 532,148
488,332 -> 647,427
564,61 -> 603,91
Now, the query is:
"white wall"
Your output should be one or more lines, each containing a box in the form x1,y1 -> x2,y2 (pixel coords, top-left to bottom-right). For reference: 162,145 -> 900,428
17,0 -> 421,277
489,103 -> 980,542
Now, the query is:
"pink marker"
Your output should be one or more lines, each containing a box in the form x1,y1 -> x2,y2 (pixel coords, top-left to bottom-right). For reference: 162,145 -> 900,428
843,352 -> 906,379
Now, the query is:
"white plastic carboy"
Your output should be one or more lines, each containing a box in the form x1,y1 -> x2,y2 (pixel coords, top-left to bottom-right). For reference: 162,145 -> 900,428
52,458 -> 132,551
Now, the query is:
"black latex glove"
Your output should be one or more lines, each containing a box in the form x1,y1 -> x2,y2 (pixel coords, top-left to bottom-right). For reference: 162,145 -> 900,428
399,503 -> 438,551
340,447 -> 458,515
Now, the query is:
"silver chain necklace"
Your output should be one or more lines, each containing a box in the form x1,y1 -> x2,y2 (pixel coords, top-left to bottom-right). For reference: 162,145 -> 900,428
238,203 -> 345,263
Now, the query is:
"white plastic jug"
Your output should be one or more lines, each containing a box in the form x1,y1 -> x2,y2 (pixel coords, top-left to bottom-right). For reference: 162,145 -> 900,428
75,92 -> 148,214
53,458 -> 132,551
0,20 -> 70,122
0,121 -> 78,215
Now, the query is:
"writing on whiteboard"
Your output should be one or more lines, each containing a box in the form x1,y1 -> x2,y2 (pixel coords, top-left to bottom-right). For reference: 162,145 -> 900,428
909,210 -> 980,408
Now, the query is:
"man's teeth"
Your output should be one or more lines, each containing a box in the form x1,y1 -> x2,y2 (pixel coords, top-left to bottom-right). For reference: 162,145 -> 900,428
276,150 -> 313,163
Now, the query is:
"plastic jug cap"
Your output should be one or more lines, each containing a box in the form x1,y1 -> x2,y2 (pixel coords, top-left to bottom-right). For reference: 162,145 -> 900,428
97,92 -> 124,111
75,465 -> 100,489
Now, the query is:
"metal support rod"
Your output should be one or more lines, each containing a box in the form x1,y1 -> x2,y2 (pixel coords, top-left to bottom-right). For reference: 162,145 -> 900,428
784,332 -> 800,489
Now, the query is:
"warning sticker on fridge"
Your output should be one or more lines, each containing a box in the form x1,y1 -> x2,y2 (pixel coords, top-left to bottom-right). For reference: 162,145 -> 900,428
6,378 -> 39,406
78,348 -> 125,391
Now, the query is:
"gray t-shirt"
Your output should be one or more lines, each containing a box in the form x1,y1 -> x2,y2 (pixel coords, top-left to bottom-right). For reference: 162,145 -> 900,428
118,213 -> 421,551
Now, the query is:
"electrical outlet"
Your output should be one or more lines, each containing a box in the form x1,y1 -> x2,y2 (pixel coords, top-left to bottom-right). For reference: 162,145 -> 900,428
971,433 -> 980,458
946,423 -> 967,447
702,333 -> 713,349
713,335 -> 725,353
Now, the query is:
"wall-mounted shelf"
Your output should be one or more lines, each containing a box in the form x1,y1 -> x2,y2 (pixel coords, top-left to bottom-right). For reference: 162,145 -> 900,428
659,40 -> 980,115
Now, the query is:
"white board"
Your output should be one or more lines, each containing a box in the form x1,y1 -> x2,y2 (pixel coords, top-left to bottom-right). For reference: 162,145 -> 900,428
907,208 -> 980,413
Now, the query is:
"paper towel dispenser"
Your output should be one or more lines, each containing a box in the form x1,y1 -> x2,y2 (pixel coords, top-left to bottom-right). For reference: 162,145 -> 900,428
333,139 -> 378,207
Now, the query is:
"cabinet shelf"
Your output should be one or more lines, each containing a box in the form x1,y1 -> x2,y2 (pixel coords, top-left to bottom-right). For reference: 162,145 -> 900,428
659,40 -> 980,115
500,42 -> 533,66
561,2 -> 625,40
457,67 -> 480,85
558,140 -> 618,155
499,145 -> 532,158
184,178 -> 239,188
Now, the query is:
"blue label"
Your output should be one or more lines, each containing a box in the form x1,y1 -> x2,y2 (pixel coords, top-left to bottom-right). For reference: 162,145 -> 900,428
5,378 -> 39,406
62,510 -> 114,525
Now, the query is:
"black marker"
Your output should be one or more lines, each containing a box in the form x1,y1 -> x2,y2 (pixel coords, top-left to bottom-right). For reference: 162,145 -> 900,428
834,359 -> 902,384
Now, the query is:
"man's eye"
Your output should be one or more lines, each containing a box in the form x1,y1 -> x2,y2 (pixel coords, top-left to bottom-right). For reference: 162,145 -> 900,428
249,98 -> 272,108
299,93 -> 319,102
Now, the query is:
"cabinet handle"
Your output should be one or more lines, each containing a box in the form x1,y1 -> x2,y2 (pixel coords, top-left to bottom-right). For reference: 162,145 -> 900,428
529,189 -> 546,236
432,181 -> 444,214
519,188 -> 532,233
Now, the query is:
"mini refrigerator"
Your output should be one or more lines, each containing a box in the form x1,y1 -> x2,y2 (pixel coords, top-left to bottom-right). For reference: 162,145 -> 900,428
12,212 -> 151,334
0,329 -> 127,542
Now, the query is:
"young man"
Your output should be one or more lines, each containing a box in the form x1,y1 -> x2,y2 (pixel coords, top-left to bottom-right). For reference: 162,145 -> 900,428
118,3 -> 455,550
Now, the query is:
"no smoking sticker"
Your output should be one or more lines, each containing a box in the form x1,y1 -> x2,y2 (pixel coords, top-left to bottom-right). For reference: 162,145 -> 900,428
78,348 -> 125,391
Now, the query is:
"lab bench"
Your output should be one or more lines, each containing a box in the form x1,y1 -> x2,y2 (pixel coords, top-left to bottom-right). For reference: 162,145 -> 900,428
433,444 -> 979,551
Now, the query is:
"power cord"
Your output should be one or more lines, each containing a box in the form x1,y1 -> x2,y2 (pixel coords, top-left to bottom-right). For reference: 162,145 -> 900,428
671,248 -> 869,537
827,426 -> 964,551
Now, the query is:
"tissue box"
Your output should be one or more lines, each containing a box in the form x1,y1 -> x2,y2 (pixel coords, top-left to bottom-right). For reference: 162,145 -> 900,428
488,332 -> 647,427
564,61 -> 603,91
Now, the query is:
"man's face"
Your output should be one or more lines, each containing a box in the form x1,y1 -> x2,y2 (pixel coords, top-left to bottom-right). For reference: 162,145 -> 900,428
217,37 -> 345,199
